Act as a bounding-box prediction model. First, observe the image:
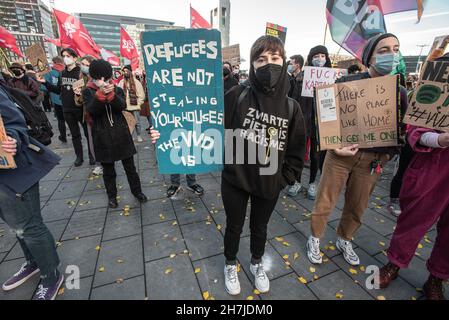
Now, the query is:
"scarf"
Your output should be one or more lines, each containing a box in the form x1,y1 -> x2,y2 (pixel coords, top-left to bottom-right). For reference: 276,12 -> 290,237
123,76 -> 138,106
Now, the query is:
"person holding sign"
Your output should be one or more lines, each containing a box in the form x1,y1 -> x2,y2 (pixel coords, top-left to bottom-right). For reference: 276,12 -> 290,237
150,36 -> 306,295
82,59 -> 148,209
0,79 -> 63,300
221,36 -> 305,295
379,54 -> 449,301
287,46 -> 333,200
306,33 -> 406,267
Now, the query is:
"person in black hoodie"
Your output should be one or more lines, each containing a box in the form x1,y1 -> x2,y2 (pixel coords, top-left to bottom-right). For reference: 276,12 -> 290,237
37,48 -> 94,167
286,46 -> 332,200
149,36 -> 305,296
82,59 -> 148,208
223,61 -> 239,94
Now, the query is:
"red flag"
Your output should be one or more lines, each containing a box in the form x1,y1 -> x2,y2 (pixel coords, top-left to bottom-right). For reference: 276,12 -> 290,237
53,9 -> 100,58
45,37 -> 62,47
100,47 -> 120,67
120,27 -> 139,70
0,26 -> 24,57
190,5 -> 211,29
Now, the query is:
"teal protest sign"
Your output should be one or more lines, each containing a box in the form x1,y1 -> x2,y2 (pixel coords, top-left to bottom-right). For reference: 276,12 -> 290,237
141,29 -> 225,174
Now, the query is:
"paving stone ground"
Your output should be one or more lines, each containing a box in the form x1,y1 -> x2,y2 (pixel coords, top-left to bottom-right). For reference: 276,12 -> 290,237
0,116 -> 447,300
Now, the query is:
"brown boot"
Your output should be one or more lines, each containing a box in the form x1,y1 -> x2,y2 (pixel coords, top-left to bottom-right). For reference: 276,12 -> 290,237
423,275 -> 446,300
379,262 -> 400,289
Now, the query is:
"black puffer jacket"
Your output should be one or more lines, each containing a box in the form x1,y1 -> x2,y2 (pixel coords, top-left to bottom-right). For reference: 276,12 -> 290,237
82,84 -> 136,163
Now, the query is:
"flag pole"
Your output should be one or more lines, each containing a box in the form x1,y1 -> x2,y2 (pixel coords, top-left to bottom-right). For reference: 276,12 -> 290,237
323,22 -> 328,46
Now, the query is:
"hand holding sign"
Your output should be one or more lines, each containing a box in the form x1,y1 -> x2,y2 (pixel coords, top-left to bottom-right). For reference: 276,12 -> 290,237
149,127 -> 160,144
334,144 -> 359,156
1,136 -> 17,156
438,133 -> 449,147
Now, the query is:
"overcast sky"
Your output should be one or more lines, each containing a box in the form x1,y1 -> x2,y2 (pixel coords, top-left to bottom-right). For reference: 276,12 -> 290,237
47,0 -> 449,68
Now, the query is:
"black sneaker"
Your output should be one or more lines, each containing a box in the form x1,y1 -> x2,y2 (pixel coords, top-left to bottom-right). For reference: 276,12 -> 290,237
32,273 -> 64,300
187,184 -> 204,196
74,158 -> 83,167
109,198 -> 118,209
134,193 -> 148,203
167,185 -> 181,198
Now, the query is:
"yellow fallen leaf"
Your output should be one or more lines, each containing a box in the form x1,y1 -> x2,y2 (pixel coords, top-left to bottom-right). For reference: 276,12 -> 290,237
275,237 -> 284,242
282,255 -> 289,260
169,254 -> 176,259
349,268 -> 358,275
116,278 -> 124,284
282,242 -> 291,247
165,268 -> 173,275
379,241 -> 386,247
58,287 -> 65,296
298,277 -> 308,284
328,245 -> 336,251
217,225 -> 222,230
98,266 -> 105,272
377,296 -> 386,300
309,267 -> 316,273
202,291 -> 210,300
313,275 -> 319,280
359,266 -> 366,272
411,296 -> 417,301
246,296 -> 254,300
172,221 -> 178,226
117,259 -> 124,264
253,289 -> 261,295
335,292 -> 344,299
194,268 -> 201,274
418,244 -> 423,249
95,245 -> 101,251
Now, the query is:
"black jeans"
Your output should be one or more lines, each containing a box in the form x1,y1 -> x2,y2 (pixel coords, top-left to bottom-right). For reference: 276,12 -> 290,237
102,156 -> 142,199
390,143 -> 415,199
0,183 -> 60,286
54,104 -> 66,140
64,109 -> 94,162
222,178 -> 279,265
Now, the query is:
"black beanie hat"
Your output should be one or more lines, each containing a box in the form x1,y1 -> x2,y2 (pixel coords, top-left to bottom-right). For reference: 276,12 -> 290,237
307,45 -> 332,67
60,47 -> 78,58
362,33 -> 399,67
89,59 -> 113,80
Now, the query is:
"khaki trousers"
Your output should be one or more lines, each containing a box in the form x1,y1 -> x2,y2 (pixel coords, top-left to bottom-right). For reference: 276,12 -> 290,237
311,150 -> 389,240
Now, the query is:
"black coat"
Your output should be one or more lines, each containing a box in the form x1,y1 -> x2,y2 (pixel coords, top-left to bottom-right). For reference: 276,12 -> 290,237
82,86 -> 136,163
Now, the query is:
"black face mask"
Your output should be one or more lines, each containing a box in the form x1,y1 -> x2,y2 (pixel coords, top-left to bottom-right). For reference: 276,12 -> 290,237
255,64 -> 282,90
223,68 -> 231,77
12,69 -> 23,77
124,73 -> 130,79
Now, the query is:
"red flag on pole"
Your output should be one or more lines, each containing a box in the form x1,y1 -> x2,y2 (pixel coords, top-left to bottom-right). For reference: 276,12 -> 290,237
0,26 -> 24,57
190,5 -> 211,29
100,47 -> 120,67
120,27 -> 139,70
53,9 -> 100,58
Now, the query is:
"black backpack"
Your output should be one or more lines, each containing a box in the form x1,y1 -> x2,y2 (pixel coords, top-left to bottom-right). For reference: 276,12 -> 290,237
1,84 -> 54,146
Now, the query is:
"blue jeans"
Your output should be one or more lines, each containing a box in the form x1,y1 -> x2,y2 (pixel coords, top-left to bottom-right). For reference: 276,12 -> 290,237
170,174 -> 197,187
0,183 -> 60,285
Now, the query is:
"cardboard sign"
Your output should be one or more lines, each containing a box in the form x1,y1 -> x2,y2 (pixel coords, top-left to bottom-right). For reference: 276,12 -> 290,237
404,61 -> 449,131
316,75 -> 399,150
141,29 -> 224,174
302,66 -> 348,97
266,23 -> 287,44
24,43 -> 50,74
72,79 -> 85,92
428,35 -> 449,59
0,114 -> 17,169
222,44 -> 240,66
122,111 -> 137,134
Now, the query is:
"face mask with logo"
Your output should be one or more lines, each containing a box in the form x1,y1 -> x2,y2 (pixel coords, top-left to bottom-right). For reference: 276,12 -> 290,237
63,56 -> 75,66
80,65 -> 90,75
373,53 -> 401,76
312,58 -> 326,68
255,63 -> 283,90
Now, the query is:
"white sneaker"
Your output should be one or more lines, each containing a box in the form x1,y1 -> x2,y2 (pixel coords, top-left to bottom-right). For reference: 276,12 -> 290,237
336,237 -> 360,266
250,263 -> 270,293
137,136 -> 143,143
287,182 -> 302,197
306,236 -> 323,264
224,264 -> 241,296
92,166 -> 103,176
387,198 -> 401,217
307,183 -> 317,200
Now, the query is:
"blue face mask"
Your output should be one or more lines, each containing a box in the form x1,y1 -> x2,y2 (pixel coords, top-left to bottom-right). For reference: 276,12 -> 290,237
80,65 -> 90,75
312,58 -> 326,67
287,65 -> 294,74
373,53 -> 401,75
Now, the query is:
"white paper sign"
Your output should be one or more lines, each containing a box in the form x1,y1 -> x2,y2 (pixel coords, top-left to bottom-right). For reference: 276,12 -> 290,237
301,66 -> 348,98
317,87 -> 337,122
